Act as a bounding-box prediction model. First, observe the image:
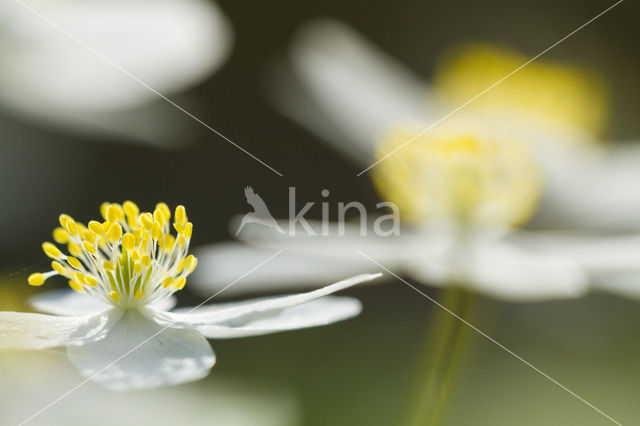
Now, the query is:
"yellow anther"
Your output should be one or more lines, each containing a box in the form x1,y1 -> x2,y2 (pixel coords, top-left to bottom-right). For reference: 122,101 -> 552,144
51,261 -> 66,275
133,263 -> 142,274
53,227 -> 70,244
188,256 -> 198,273
64,219 -> 78,236
175,205 -> 187,225
122,233 -> 135,250
74,271 -> 86,284
123,201 -> 139,218
176,235 -> 185,247
175,277 -> 187,290
107,223 -> 123,241
68,242 -> 83,257
140,213 -> 153,230
134,290 -> 144,300
100,202 -> 111,220
84,275 -> 99,287
106,205 -> 119,223
176,258 -> 186,274
130,250 -> 140,262
156,203 -> 171,221
109,291 -> 120,302
69,280 -> 84,293
133,229 -> 144,245
82,240 -> 97,254
67,256 -> 82,270
58,214 -> 73,228
183,255 -> 195,270
184,222 -> 193,239
163,234 -> 175,251
42,242 -> 62,259
153,208 -> 166,226
140,255 -> 151,267
103,261 -> 115,271
88,220 -> 105,235
173,222 -> 185,234
162,277 -> 175,288
81,229 -> 96,243
28,273 -> 46,286
151,222 -> 162,240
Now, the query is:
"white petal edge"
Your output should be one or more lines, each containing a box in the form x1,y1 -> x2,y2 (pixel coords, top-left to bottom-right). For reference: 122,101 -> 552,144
156,273 -> 381,336
67,310 -> 215,391
30,290 -> 177,316
167,296 -> 362,338
285,19 -> 434,159
0,310 -> 120,350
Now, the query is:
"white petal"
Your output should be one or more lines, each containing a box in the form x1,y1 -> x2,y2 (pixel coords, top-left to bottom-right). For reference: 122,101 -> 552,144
169,296 -> 362,338
0,0 -> 231,111
30,290 -> 112,316
509,232 -> 640,298
407,236 -> 589,301
467,239 -> 589,301
0,310 -> 119,350
31,290 -> 177,316
192,242 -> 381,296
280,19 -> 434,161
156,273 -> 380,337
534,142 -> 640,231
67,309 -> 215,391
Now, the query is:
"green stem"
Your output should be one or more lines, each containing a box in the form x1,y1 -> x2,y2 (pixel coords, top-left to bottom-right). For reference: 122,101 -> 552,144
406,287 -> 474,426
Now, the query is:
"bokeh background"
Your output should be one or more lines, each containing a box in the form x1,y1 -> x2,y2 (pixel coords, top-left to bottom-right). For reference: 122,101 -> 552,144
1,0 -> 639,424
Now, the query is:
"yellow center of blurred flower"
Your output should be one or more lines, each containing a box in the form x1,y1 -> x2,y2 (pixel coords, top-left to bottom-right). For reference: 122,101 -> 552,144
433,43 -> 609,137
371,126 -> 542,228
28,201 -> 197,309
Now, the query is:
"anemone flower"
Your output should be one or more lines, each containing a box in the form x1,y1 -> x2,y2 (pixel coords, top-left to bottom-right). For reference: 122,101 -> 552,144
0,201 -> 380,390
190,19 -> 640,301
267,19 -> 640,232
0,0 -> 232,146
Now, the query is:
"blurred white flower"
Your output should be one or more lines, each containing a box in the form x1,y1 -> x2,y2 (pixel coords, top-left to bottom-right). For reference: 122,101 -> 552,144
192,19 -> 640,301
0,0 -> 232,145
0,352 -> 299,426
0,201 -> 380,390
268,19 -> 640,232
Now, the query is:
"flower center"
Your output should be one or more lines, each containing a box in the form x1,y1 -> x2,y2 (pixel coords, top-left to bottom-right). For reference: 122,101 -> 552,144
432,43 -> 609,138
28,201 -> 197,309
371,125 -> 542,229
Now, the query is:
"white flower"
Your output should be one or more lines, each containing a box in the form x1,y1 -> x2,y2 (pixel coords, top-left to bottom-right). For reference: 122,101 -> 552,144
0,0 -> 232,145
0,201 -> 380,390
268,19 -> 640,232
191,20 -> 640,301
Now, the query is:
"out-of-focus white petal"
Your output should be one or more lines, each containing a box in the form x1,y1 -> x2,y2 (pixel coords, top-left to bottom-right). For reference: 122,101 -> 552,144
167,296 -> 362,338
0,0 -> 232,145
533,142 -> 640,231
282,19 -> 435,161
407,236 -> 588,301
0,0 -> 231,111
67,310 -> 214,391
157,274 -> 380,335
508,232 -> 640,298
193,242 -> 376,295
192,220 -> 450,295
0,310 -> 120,350
467,239 -> 589,301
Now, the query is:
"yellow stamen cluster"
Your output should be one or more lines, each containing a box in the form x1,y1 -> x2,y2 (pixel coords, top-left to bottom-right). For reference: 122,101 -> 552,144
27,202 -> 197,309
372,126 -> 542,228
433,43 -> 609,137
